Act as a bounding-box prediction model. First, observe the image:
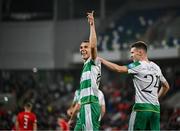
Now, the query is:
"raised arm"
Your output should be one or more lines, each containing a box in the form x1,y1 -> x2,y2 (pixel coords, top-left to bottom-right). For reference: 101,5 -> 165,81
87,11 -> 97,60
99,57 -> 128,73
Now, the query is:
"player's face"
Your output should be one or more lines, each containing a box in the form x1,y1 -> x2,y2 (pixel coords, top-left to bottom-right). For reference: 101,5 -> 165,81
130,47 -> 141,62
80,42 -> 91,61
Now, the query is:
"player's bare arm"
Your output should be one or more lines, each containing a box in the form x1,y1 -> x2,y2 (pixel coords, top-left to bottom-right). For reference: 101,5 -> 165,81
158,81 -> 170,98
15,118 -> 19,130
87,11 -> 97,60
99,57 -> 128,73
67,103 -> 76,117
33,122 -> 37,131
68,103 -> 80,126
67,107 -> 73,117
101,105 -> 106,118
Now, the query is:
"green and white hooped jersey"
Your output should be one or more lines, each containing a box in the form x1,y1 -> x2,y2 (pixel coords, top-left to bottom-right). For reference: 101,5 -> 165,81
127,61 -> 167,112
74,89 -> 105,105
79,58 -> 101,105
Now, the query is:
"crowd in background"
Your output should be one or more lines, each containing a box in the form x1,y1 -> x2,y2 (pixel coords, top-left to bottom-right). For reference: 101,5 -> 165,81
0,64 -> 180,130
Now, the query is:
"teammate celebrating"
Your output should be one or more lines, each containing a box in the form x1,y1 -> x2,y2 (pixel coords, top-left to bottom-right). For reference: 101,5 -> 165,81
99,41 -> 170,130
16,102 -> 37,131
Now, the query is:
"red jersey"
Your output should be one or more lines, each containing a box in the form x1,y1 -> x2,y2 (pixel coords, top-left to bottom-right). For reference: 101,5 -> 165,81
58,119 -> 69,131
17,111 -> 37,131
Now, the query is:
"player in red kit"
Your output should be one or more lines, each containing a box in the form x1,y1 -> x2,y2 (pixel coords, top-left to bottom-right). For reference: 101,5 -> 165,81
57,117 -> 69,131
15,102 -> 37,131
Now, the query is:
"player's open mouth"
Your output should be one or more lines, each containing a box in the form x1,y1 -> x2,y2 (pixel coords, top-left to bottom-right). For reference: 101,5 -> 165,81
81,51 -> 87,56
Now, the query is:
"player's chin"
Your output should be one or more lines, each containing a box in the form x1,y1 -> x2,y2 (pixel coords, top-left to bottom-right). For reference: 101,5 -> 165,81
81,55 -> 86,60
82,56 -> 88,61
131,58 -> 135,62
81,54 -> 87,58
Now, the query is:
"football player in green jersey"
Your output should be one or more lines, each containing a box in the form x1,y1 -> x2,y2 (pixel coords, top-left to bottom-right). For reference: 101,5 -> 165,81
68,11 -> 102,131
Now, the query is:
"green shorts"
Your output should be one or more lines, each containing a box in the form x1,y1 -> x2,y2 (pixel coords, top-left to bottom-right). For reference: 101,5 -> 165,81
128,111 -> 160,130
75,103 -> 101,131
74,118 -> 82,131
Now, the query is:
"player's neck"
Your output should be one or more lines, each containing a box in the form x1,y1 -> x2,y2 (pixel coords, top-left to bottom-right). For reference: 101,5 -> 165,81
25,110 -> 31,112
83,57 -> 90,63
140,56 -> 149,62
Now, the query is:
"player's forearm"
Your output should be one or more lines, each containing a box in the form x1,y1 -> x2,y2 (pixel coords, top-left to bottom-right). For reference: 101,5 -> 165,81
158,86 -> 169,98
33,123 -> 37,131
89,21 -> 97,59
101,106 -> 106,118
69,104 -> 80,121
99,57 -> 128,73
67,103 -> 76,116
87,11 -> 97,59
69,110 -> 78,121
89,24 -> 97,49
158,81 -> 170,98
15,121 -> 19,130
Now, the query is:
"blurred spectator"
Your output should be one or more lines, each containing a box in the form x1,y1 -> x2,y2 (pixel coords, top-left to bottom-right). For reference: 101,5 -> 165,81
167,108 -> 180,129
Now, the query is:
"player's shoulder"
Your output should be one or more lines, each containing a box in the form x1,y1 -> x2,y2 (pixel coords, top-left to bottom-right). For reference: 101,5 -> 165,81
90,57 -> 101,66
30,112 -> 37,118
75,90 -> 79,94
150,61 -> 159,66
17,111 -> 25,118
149,61 -> 161,70
18,111 -> 24,115
31,112 -> 36,115
127,61 -> 141,69
139,60 -> 160,69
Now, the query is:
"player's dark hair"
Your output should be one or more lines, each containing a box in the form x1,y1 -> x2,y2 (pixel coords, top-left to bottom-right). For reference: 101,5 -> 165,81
131,41 -> 147,52
83,40 -> 89,43
24,102 -> 33,108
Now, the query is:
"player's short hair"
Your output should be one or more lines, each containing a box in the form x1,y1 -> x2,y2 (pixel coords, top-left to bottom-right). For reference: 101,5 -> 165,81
131,41 -> 147,52
82,40 -> 89,43
24,102 -> 33,109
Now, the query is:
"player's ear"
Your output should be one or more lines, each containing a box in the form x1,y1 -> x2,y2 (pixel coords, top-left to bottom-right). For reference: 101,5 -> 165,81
137,49 -> 142,56
139,49 -> 143,55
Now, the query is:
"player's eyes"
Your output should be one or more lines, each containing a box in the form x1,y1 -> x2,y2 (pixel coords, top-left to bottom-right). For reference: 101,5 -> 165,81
80,46 -> 88,49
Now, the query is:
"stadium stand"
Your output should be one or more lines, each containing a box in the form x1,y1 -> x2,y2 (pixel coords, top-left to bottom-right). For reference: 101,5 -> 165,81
98,7 -> 180,51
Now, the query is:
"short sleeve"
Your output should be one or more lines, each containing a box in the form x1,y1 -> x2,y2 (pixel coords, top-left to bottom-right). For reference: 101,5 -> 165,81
33,114 -> 37,123
73,90 -> 80,103
91,58 -> 101,66
159,71 -> 167,83
98,90 -> 105,106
